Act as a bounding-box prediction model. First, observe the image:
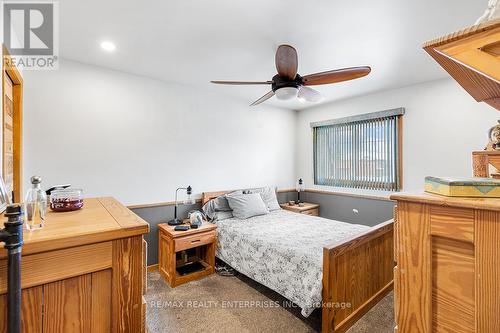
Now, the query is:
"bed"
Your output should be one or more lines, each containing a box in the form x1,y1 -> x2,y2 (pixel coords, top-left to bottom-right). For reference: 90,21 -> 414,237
202,191 -> 394,333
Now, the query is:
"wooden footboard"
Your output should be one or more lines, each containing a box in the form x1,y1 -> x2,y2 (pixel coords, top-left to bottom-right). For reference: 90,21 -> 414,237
322,220 -> 394,333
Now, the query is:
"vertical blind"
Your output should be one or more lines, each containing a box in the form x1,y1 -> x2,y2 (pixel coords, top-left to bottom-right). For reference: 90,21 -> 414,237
312,109 -> 403,191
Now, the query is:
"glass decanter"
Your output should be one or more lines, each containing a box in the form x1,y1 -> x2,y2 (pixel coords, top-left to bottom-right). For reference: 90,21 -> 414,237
24,176 -> 47,230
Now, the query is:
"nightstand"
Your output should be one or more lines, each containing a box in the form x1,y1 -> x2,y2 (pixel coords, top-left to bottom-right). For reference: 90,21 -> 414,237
280,202 -> 320,216
158,221 -> 216,287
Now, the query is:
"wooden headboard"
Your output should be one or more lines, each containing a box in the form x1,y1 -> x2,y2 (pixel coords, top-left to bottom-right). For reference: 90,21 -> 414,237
201,190 -> 232,205
202,187 -> 293,205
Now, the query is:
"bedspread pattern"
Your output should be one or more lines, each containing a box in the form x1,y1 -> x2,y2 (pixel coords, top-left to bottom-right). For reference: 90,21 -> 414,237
213,210 -> 369,316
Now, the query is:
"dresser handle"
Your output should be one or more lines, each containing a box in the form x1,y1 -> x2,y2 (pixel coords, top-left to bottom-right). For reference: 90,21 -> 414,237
191,239 -> 201,243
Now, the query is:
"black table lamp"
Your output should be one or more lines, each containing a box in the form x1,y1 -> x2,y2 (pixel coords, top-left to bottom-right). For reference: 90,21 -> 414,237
168,185 -> 195,226
296,178 -> 305,203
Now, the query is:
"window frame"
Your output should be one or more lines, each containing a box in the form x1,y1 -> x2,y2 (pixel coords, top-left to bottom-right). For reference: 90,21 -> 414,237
311,108 -> 404,192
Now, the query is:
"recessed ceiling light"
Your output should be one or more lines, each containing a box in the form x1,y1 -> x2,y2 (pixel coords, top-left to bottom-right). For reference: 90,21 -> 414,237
100,41 -> 116,52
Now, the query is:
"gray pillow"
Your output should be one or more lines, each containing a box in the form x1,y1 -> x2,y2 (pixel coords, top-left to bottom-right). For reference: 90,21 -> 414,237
247,186 -> 281,211
226,193 -> 269,219
202,190 -> 242,221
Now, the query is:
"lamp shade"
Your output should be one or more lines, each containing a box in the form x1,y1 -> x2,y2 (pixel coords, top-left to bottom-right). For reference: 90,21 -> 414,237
275,87 -> 298,100
183,185 -> 195,205
296,178 -> 305,192
297,86 -> 323,103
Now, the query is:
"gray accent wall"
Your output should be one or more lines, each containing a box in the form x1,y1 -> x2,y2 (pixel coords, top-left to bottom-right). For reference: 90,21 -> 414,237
301,191 -> 395,226
277,191 -> 298,203
132,203 -> 201,265
132,190 -> 394,265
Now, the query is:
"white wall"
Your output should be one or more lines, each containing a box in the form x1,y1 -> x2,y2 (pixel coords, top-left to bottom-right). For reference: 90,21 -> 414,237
22,62 -> 500,205
23,60 -> 296,205
296,78 -> 499,196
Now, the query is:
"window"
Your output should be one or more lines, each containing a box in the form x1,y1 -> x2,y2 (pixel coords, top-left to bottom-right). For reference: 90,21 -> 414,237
312,108 -> 404,191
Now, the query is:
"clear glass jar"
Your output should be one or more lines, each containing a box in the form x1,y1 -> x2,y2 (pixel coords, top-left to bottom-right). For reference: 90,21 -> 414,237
50,188 -> 84,212
24,176 -> 47,231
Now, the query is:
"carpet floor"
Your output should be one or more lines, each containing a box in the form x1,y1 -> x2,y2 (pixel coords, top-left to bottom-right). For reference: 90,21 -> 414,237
145,270 -> 394,333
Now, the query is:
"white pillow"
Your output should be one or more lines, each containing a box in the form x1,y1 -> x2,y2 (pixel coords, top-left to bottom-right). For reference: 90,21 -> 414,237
226,193 -> 269,219
247,186 -> 281,211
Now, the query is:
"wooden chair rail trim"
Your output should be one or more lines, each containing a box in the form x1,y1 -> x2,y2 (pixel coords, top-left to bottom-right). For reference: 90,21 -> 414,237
128,199 -> 202,209
132,187 -> 396,210
303,188 -> 393,202
323,219 -> 394,255
129,188 -> 296,209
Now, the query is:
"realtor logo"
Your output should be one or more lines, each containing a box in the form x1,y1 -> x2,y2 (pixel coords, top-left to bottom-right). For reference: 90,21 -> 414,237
2,1 -> 59,70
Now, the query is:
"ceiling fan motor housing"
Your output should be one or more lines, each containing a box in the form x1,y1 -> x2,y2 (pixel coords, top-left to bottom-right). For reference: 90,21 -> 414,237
271,74 -> 303,92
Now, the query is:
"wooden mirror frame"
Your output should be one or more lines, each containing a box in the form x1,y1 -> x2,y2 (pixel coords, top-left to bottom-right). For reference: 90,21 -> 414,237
2,45 -> 23,203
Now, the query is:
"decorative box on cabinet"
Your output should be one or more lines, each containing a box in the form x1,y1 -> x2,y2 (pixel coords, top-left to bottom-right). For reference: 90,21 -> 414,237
391,192 -> 500,333
0,197 -> 149,333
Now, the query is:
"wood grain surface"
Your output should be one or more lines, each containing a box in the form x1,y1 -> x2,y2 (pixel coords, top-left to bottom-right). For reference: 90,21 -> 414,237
0,197 -> 148,332
423,19 -> 500,110
43,274 -> 92,332
0,242 -> 112,294
323,220 -> 394,332
393,195 -> 500,332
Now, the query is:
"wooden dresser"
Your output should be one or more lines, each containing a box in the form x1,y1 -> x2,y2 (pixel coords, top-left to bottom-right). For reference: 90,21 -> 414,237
0,197 -> 149,332
391,193 -> 500,332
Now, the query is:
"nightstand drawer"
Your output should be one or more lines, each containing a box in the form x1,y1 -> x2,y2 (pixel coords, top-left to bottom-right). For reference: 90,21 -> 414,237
175,231 -> 216,252
301,208 -> 319,216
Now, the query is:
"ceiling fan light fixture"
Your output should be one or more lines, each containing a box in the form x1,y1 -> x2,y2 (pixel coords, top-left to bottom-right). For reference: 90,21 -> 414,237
211,44 -> 370,106
275,87 -> 298,100
298,86 -> 324,103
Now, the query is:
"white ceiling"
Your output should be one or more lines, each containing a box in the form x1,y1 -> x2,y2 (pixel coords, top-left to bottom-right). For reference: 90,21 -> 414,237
59,0 -> 487,110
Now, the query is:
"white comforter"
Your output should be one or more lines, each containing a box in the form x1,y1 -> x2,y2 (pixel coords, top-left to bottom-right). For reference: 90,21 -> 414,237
213,209 -> 369,316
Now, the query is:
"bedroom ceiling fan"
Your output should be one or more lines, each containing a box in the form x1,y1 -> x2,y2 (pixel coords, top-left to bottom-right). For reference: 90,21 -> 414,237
211,44 -> 371,106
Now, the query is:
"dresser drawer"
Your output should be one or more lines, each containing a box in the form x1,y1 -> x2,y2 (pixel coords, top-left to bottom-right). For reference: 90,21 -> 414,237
301,208 -> 319,216
430,206 -> 474,242
175,231 -> 216,252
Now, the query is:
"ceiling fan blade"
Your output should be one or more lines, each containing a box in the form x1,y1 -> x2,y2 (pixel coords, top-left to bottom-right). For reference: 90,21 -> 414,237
302,66 -> 371,86
298,86 -> 323,103
211,80 -> 272,85
275,45 -> 298,80
250,91 -> 275,106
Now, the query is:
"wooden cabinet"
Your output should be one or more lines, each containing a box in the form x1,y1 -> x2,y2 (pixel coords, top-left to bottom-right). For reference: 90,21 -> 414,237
423,19 -> 500,111
280,202 -> 320,216
158,222 -> 216,288
391,193 -> 500,332
0,197 -> 149,333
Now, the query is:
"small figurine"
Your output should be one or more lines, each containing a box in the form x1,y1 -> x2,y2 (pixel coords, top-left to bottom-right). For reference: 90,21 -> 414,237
476,0 -> 500,25
486,120 -> 500,151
